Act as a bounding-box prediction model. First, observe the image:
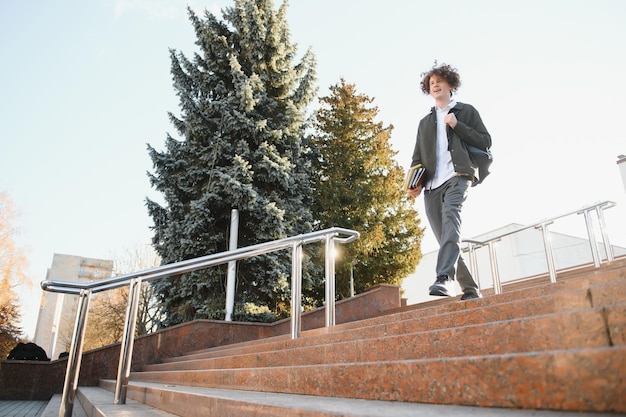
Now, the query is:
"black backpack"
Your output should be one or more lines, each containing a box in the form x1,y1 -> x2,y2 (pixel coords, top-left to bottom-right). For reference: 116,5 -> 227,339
446,104 -> 493,185
467,144 -> 493,185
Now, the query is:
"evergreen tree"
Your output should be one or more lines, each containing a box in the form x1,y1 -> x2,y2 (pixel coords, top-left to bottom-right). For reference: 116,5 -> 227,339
310,79 -> 423,299
146,0 -> 317,326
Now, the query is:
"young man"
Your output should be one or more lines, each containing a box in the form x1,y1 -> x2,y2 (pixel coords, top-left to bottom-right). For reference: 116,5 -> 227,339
407,63 -> 491,301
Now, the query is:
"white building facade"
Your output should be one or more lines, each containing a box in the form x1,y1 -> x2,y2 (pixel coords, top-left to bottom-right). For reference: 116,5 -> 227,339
33,254 -> 112,360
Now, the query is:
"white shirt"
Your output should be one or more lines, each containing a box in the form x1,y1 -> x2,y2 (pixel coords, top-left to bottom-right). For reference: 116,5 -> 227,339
427,100 -> 457,190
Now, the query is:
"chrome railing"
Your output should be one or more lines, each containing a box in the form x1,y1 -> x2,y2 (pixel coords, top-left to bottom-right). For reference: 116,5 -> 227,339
41,227 -> 360,417
463,201 -> 616,294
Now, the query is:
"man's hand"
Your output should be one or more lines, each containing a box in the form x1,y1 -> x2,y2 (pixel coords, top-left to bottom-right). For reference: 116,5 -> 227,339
444,113 -> 457,128
406,185 -> 422,198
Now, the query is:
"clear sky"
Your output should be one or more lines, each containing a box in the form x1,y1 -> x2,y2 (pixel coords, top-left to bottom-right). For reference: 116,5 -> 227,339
2,0 -> 625,339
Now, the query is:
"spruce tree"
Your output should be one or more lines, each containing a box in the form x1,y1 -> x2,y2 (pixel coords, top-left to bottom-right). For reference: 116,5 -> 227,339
146,0 -> 317,325
310,79 -> 423,298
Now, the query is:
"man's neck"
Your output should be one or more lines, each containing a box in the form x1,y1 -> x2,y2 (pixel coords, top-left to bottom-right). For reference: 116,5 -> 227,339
435,96 -> 452,109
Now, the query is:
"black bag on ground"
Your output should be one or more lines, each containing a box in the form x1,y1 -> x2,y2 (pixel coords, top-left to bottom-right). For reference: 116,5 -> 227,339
6,342 -> 50,361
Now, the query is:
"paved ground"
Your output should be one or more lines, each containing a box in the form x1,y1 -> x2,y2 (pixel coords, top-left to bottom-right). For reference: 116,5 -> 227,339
0,401 -> 47,417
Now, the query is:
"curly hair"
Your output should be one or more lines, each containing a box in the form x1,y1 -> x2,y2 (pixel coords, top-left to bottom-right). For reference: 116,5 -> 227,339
420,63 -> 461,96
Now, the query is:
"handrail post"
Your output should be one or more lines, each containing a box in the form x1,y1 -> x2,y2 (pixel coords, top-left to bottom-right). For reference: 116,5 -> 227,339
114,277 -> 142,404
324,234 -> 336,328
487,240 -> 502,294
536,221 -> 557,283
225,209 -> 239,321
580,209 -> 601,268
290,241 -> 303,339
595,205 -> 614,262
58,289 -> 91,417
466,242 -> 480,290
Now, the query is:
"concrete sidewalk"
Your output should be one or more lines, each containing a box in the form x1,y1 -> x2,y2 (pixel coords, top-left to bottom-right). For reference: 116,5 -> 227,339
0,400 -> 47,417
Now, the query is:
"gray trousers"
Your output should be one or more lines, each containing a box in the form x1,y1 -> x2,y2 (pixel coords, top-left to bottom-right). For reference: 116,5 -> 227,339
424,176 -> 480,295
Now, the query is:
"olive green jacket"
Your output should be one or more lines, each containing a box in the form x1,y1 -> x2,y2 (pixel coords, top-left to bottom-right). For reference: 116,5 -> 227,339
410,102 -> 491,187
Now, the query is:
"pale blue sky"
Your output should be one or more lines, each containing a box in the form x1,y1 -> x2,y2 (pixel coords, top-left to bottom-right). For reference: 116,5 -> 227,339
2,0 -> 625,338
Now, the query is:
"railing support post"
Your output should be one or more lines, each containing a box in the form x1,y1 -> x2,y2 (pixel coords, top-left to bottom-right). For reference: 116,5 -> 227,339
114,277 -> 142,404
225,209 -> 239,321
581,210 -> 601,268
324,234 -> 336,328
466,242 -> 480,290
487,240 -> 502,294
350,259 -> 356,297
290,241 -> 303,339
595,205 -> 614,263
58,289 -> 91,417
536,221 -> 557,283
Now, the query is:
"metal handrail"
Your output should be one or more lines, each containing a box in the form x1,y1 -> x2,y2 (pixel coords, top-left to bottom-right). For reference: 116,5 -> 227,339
41,227 -> 359,417
462,201 -> 616,293
41,227 -> 358,294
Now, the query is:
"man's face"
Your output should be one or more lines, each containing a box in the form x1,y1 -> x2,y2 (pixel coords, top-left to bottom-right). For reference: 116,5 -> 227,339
429,75 -> 452,101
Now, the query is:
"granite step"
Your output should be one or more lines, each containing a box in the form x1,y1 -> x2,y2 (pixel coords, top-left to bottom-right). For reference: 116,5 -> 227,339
125,346 -> 626,413
123,264 -> 626,414
142,302 -> 624,372
498,257 -> 626,293
40,394 -> 87,417
99,259 -> 626,415
97,379 -> 623,417
154,275 -> 625,366
75,386 -> 176,417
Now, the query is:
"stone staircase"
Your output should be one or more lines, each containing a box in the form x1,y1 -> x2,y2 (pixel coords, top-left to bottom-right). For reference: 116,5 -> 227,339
73,258 -> 626,416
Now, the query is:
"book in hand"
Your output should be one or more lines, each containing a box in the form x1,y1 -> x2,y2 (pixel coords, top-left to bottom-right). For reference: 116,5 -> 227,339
404,164 -> 425,190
